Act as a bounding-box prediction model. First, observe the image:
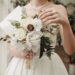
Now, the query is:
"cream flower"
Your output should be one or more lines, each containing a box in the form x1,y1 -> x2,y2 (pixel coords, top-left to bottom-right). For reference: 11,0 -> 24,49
15,28 -> 27,40
33,18 -> 42,31
21,17 -> 42,32
26,31 -> 43,53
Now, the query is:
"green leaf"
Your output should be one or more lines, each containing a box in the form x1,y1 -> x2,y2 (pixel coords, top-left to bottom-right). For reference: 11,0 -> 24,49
71,53 -> 75,63
11,20 -> 21,28
40,36 -> 53,58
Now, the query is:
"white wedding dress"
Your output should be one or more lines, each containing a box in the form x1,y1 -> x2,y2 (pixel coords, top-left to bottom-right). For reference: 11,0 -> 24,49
1,6 -> 68,75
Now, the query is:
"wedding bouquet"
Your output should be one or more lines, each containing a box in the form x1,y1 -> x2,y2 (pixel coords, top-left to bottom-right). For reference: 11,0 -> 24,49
10,16 -> 43,69
10,11 -> 59,69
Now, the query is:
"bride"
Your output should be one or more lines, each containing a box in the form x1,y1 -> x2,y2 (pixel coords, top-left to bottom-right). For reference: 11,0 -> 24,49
4,0 -> 74,75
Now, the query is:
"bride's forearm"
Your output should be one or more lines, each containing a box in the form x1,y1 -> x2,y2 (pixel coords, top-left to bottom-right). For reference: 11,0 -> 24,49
11,48 -> 26,59
62,23 -> 75,55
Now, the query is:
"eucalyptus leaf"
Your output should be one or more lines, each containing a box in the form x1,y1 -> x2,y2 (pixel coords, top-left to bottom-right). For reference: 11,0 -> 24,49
11,20 -> 21,28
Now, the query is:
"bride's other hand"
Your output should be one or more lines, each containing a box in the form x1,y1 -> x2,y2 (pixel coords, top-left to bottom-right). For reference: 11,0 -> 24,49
25,50 -> 33,59
38,6 -> 69,26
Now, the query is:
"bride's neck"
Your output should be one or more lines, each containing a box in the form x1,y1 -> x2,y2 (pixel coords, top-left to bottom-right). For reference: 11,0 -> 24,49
30,0 -> 49,7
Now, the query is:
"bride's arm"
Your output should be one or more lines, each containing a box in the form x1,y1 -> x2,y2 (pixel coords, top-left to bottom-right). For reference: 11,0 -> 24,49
10,46 -> 27,59
59,22 -> 75,55
39,5 -> 75,55
58,5 -> 75,55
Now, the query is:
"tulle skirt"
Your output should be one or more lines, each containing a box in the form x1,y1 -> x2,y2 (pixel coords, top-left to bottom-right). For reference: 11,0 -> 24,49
5,52 -> 68,75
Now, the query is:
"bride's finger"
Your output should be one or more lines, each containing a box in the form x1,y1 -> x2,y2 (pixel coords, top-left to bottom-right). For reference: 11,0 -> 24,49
25,55 -> 30,59
44,18 -> 59,25
39,10 -> 58,20
26,54 -> 33,59
42,14 -> 58,23
39,8 -> 54,17
39,12 -> 54,20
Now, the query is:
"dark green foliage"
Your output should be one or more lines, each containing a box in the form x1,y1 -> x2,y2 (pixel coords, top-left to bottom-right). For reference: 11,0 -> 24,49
40,36 -> 53,58
68,15 -> 75,33
71,53 -> 75,64
15,0 -> 27,7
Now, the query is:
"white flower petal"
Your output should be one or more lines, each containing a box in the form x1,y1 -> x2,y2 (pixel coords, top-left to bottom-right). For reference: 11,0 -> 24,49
21,17 -> 35,31
15,29 -> 26,40
34,18 -> 42,31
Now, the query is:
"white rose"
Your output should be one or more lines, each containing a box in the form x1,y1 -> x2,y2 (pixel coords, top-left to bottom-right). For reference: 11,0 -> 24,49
21,17 -> 42,32
33,18 -> 42,31
26,31 -> 43,53
21,17 -> 35,31
15,28 -> 27,40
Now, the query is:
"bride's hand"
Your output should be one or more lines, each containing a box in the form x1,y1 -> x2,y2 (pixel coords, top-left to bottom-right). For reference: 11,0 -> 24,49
24,50 -> 33,59
38,7 -> 69,26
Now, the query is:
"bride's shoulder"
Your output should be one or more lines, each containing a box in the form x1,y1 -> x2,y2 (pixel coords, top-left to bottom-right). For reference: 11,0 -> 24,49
48,2 -> 66,10
51,3 -> 66,12
48,3 -> 67,14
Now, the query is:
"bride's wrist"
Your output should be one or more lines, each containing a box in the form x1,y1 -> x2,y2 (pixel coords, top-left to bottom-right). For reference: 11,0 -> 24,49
61,19 -> 70,28
63,22 -> 71,30
20,51 -> 27,59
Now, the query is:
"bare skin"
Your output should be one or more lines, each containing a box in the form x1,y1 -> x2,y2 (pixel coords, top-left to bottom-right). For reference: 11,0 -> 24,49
11,47 -> 33,59
11,0 -> 75,59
